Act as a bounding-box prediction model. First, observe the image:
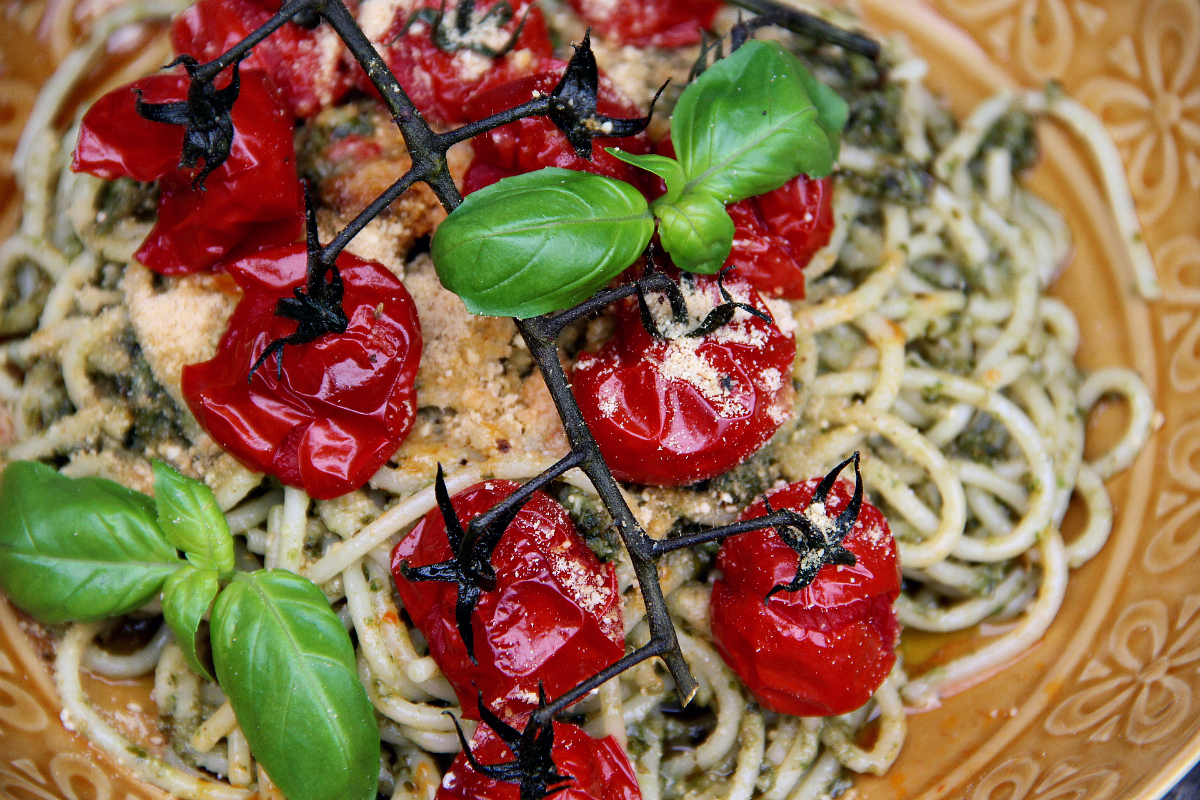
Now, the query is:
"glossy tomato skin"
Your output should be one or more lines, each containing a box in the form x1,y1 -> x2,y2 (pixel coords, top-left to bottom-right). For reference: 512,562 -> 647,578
72,72 -> 303,276
462,64 -> 656,196
391,481 -> 624,719
571,274 -> 795,487
566,0 -> 722,47
724,175 -> 835,300
438,718 -> 641,800
711,478 -> 901,717
181,244 -> 421,500
363,0 -> 553,127
171,0 -> 354,118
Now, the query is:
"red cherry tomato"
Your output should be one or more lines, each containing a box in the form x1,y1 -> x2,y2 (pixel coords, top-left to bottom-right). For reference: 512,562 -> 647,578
462,63 -> 656,196
724,175 -> 834,300
181,244 -> 421,500
571,273 -> 795,487
71,71 -> 303,276
438,717 -> 640,800
391,481 -> 624,719
171,0 -> 355,118
710,478 -> 901,717
566,0 -> 722,47
362,0 -> 553,127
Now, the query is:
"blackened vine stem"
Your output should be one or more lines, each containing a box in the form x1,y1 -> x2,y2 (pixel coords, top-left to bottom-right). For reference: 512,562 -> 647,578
195,0 -> 881,728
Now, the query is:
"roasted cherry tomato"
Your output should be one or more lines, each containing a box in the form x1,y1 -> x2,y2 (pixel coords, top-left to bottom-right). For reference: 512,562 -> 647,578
571,273 -> 795,486
566,0 -> 722,47
462,63 -> 655,195
391,481 -> 624,719
171,0 -> 355,118
181,244 -> 421,500
724,174 -> 834,299
438,717 -> 640,800
72,71 -> 303,276
362,0 -> 553,127
710,477 -> 901,717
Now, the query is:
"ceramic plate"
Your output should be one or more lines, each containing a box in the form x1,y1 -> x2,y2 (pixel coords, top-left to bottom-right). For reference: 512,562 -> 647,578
0,0 -> 1197,798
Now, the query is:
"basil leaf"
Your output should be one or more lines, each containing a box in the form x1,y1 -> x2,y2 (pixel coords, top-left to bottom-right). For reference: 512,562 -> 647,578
0,461 -> 184,623
153,461 -> 235,578
432,168 -> 654,318
606,148 -> 687,202
672,40 -> 841,202
654,191 -> 735,274
796,66 -> 849,160
211,570 -> 379,800
162,566 -> 218,681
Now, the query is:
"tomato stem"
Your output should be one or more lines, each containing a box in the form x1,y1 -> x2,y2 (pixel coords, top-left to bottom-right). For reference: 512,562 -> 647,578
725,0 -> 880,59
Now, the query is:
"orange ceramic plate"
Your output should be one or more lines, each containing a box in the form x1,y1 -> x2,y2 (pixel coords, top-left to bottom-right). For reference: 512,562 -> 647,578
0,0 -> 1197,798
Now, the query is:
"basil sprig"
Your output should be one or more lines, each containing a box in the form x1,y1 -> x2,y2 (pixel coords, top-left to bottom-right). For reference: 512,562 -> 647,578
0,461 -> 380,800
0,461 -> 184,622
432,39 -> 847,310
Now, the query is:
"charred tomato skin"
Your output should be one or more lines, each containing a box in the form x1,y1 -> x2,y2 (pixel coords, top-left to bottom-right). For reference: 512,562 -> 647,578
181,244 -> 421,500
710,478 -> 901,717
437,718 -> 641,800
391,481 -> 624,719
571,274 -> 795,487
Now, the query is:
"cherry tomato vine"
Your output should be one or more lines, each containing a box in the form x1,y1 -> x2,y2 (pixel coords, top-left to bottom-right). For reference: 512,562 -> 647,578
59,1 -> 888,798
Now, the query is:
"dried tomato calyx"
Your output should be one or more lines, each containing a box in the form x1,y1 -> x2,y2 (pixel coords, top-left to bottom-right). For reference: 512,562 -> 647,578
635,267 -> 773,341
765,452 -> 862,598
548,31 -> 664,159
134,54 -> 244,190
450,691 -> 573,800
398,466 -> 528,661
248,192 -> 350,382
403,0 -> 531,58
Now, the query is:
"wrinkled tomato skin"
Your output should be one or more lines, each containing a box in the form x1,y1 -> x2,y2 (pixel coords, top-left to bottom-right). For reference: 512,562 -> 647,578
571,274 -> 795,487
725,175 -> 834,300
391,481 -> 624,719
181,245 -> 421,500
438,718 -> 641,800
710,479 -> 901,717
71,72 -> 303,276
171,0 -> 354,118
463,64 -> 656,196
566,0 -> 722,47
362,0 -> 553,127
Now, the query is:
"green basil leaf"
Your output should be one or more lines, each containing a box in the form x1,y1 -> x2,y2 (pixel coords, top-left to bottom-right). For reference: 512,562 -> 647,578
796,66 -> 849,160
606,148 -> 687,202
0,461 -> 184,623
654,191 -> 735,274
211,570 -> 379,800
153,461 -> 235,578
162,566 -> 218,681
432,168 -> 654,318
672,40 -> 841,202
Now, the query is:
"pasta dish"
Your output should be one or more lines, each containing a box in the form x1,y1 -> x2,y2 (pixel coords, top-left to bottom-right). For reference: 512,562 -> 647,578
0,1 -> 1157,799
